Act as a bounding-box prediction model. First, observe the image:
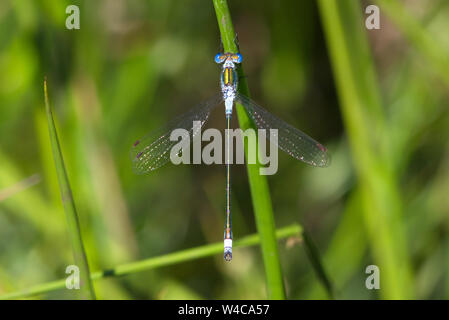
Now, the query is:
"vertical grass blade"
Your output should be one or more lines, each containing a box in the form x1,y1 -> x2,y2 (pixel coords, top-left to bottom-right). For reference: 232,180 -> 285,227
377,0 -> 449,88
44,79 -> 96,300
317,0 -> 413,299
302,230 -> 334,299
212,0 -> 285,299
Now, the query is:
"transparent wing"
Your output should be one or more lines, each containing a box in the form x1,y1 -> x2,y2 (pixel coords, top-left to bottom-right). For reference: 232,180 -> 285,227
130,94 -> 223,174
236,93 -> 330,167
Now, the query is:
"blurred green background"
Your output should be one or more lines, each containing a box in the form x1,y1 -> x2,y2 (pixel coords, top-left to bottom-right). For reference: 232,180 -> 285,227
1,0 -> 449,299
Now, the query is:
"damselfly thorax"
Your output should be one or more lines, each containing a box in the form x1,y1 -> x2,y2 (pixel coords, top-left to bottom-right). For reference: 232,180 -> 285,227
216,53 -> 241,116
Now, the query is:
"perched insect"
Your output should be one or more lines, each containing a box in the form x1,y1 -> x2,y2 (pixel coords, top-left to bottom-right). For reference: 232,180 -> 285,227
131,45 -> 329,261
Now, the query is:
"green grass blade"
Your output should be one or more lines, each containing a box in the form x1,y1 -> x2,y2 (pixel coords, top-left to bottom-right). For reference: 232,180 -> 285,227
307,191 -> 366,299
302,230 -> 334,299
212,0 -> 285,299
44,79 -> 96,300
0,224 -> 302,300
317,0 -> 413,299
377,0 -> 449,88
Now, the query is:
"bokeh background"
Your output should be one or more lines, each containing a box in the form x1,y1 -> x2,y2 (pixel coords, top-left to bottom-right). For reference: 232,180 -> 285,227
1,0 -> 448,299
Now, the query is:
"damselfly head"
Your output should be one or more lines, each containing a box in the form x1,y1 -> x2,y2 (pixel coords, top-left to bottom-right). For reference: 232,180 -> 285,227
215,53 -> 242,65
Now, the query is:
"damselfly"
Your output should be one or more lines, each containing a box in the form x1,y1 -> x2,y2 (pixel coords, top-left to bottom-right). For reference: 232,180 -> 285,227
131,48 -> 330,262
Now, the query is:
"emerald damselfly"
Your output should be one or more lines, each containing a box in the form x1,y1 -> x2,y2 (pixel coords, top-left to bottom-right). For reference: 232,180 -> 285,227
131,51 -> 329,261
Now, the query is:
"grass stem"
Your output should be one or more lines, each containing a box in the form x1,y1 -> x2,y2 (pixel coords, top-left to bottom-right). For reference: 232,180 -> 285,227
44,79 -> 96,300
212,0 -> 285,299
1,224 -> 301,300
317,0 -> 413,298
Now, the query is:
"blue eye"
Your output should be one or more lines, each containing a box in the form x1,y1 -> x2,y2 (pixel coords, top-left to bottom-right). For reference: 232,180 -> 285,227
233,53 -> 242,63
215,53 -> 225,64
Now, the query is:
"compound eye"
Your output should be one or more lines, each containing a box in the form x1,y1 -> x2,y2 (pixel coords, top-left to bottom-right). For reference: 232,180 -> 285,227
215,53 -> 225,64
232,53 -> 242,63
